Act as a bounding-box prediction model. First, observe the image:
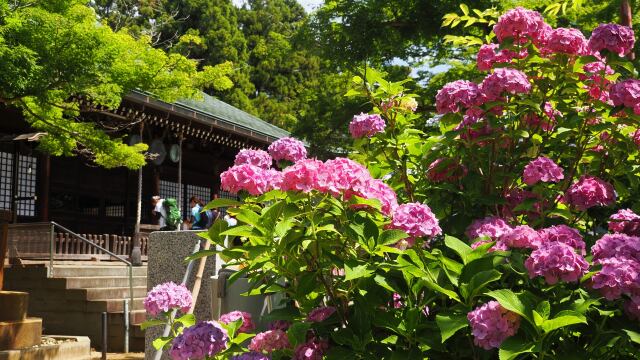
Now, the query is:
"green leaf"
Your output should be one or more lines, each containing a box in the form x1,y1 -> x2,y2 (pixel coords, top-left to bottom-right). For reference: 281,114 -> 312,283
486,289 -> 531,324
623,329 -> 640,344
140,319 -> 166,330
288,322 -> 312,346
540,311 -> 586,333
152,336 -> 173,350
232,332 -> 253,345
345,261 -> 374,281
436,313 -> 468,343
444,235 -> 472,264
378,229 -> 408,247
221,225 -> 258,238
174,313 -> 196,328
206,219 -> 229,244
203,198 -> 241,210
420,279 -> 461,302
498,336 -> 535,360
462,270 -> 502,301
536,301 -> 550,319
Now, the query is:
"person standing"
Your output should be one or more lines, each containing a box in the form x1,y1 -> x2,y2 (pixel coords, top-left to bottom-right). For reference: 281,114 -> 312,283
189,196 -> 208,230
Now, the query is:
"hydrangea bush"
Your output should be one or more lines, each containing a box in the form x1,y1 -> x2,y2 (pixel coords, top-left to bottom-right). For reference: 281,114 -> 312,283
147,6 -> 640,359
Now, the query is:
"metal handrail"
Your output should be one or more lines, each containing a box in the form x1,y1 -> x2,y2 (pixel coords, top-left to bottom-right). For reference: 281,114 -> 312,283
49,222 -> 134,308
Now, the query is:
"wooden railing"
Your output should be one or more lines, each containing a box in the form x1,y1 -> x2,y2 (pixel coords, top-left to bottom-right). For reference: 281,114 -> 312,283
7,222 -> 149,261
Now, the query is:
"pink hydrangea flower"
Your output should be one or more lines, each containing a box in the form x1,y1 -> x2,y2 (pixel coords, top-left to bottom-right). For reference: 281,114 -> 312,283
610,79 -> 640,110
467,301 -> 520,350
588,23 -> 635,56
546,28 -> 588,55
608,208 -> 640,236
388,203 -> 442,246
456,108 -> 493,142
268,137 -> 307,163
356,178 -> 398,216
435,80 -> 481,114
480,68 -> 531,102
218,311 -> 255,333
221,164 -> 271,196
392,293 -> 404,308
267,320 -> 291,332
293,338 -> 329,360
591,233 -> 640,263
476,44 -> 525,71
591,257 -> 640,300
538,225 -> 586,255
522,156 -> 564,186
264,169 -> 283,191
543,102 -> 562,123
500,225 -> 541,249
564,175 -> 616,210
466,216 -> 512,241
231,352 -> 271,360
471,239 -> 509,252
426,158 -> 467,183
584,61 -> 615,75
320,158 -> 372,197
522,112 -> 555,132
169,321 -> 228,360
632,129 -> 640,148
248,330 -> 290,354
524,242 -> 589,284
280,159 -> 324,193
502,188 -> 544,219
624,295 -> 640,320
307,306 -> 336,322
144,282 -> 192,317
493,7 -> 549,45
349,113 -> 386,138
234,149 -> 273,169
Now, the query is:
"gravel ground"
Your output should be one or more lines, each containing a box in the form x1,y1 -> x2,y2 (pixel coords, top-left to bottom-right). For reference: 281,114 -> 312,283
90,351 -> 144,359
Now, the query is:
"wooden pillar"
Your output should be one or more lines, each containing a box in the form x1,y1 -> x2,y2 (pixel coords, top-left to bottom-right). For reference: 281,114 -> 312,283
621,0 -> 635,60
38,155 -> 50,222
0,210 -> 12,290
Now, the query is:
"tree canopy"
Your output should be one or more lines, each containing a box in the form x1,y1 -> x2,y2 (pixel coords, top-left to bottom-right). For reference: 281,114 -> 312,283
0,0 -> 233,168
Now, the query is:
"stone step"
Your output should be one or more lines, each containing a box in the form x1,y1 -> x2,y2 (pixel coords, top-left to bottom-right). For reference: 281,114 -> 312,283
83,286 -> 148,301
64,276 -> 147,289
87,298 -> 146,313
108,310 -> 148,326
51,265 -> 147,278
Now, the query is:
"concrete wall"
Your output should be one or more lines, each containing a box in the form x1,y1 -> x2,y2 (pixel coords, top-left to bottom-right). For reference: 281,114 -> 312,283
144,231 -> 215,360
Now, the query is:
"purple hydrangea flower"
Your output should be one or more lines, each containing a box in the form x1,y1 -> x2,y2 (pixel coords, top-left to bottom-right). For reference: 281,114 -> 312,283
524,242 -> 589,284
307,306 -> 336,322
466,216 -> 512,241
538,225 -> 586,255
591,257 -> 640,300
293,338 -> 329,360
608,209 -> 640,236
500,225 -> 541,249
169,321 -> 228,360
144,282 -> 192,317
588,23 -> 635,56
349,113 -> 386,138
564,175 -> 616,211
480,68 -> 531,102
591,233 -> 640,264
435,80 -> 481,114
231,352 -> 271,360
467,301 -> 520,350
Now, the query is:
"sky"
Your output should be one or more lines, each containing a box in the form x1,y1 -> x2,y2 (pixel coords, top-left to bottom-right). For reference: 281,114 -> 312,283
232,0 -> 323,12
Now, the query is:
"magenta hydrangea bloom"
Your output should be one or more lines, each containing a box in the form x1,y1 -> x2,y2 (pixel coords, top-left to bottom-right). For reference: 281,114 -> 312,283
564,175 -> 616,210
144,282 -> 192,317
584,61 -> 615,75
220,164 -> 271,196
280,159 -> 324,193
466,216 -> 512,241
248,330 -> 290,354
522,112 -> 555,132
218,311 -> 255,333
234,149 -> 273,169
591,233 -> 640,264
268,137 -> 307,163
546,28 -> 588,55
320,158 -> 372,197
476,44 -> 522,71
388,203 -> 442,246
349,113 -> 386,138
588,23 -> 635,56
467,301 -> 520,350
493,7 -> 549,45
624,295 -> 640,320
608,209 -> 640,236
357,178 -> 398,216
231,352 -> 271,360
633,129 -> 640,148
610,79 -> 640,110
522,156 -> 564,186
500,225 -> 541,249
264,169 -> 283,191
502,188 -> 544,219
480,68 -> 531,102
591,257 -> 640,300
456,108 -> 493,142
426,158 -> 467,183
538,225 -> 586,255
307,306 -> 336,322
435,80 -> 481,114
543,102 -> 562,123
169,321 -> 229,360
293,338 -> 329,360
524,242 -> 589,284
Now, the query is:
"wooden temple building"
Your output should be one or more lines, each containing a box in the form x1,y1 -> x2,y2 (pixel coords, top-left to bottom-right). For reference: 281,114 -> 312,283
0,91 -> 288,259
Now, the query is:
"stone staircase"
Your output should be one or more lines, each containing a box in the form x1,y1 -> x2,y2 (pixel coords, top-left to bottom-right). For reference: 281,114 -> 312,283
3,263 -> 148,352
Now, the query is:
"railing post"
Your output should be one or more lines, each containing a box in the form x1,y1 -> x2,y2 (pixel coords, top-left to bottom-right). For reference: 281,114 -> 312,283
123,298 -> 130,353
102,312 -> 108,359
130,233 -> 142,266
49,222 -> 54,278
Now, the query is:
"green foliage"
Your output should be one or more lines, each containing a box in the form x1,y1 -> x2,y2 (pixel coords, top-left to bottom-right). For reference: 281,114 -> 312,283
0,0 -> 233,168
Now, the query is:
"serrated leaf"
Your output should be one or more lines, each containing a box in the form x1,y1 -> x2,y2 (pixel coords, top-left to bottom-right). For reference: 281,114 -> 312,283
344,261 -> 374,281
499,337 -> 535,360
378,229 -> 408,247
541,311 -> 586,333
436,313 -> 468,343
444,235 -> 472,263
152,336 -> 173,350
463,270 -> 502,301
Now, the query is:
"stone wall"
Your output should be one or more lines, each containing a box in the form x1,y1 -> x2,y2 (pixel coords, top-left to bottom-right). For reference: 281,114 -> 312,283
144,231 -> 215,360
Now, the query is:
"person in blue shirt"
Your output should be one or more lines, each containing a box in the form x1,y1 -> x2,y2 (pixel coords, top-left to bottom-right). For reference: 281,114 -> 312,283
188,196 -> 208,230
